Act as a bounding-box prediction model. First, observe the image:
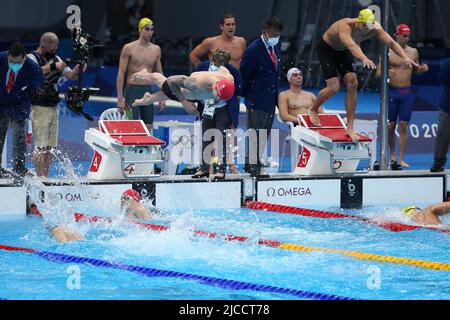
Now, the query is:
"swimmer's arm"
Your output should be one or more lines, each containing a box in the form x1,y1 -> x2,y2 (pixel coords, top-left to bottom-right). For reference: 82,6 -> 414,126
338,23 -> 368,62
429,202 -> 450,217
375,58 -> 382,78
117,45 -> 131,102
378,31 -> 419,68
413,49 -> 428,74
375,53 -> 394,79
278,92 -> 298,123
181,100 -> 200,116
130,204 -> 153,220
154,45 -> 164,74
51,226 -> 83,243
189,38 -> 212,68
167,76 -> 199,102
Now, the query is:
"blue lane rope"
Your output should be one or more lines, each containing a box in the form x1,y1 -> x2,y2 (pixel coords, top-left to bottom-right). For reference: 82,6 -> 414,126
33,250 -> 357,300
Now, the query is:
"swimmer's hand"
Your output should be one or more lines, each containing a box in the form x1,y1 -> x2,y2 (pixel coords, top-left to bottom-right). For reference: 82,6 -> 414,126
117,98 -> 126,113
131,69 -> 152,84
362,58 -> 377,70
418,63 -> 429,73
404,57 -> 419,69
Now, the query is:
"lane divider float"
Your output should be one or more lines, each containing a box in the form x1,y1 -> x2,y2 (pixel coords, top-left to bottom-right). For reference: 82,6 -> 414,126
74,213 -> 450,271
0,244 -> 356,301
245,201 -> 450,235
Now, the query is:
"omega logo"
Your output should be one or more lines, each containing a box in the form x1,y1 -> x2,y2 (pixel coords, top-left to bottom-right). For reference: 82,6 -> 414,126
55,193 -> 83,202
266,187 -> 312,197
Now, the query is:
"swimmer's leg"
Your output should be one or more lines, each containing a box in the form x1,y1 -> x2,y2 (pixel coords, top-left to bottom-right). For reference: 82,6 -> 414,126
133,91 -> 169,106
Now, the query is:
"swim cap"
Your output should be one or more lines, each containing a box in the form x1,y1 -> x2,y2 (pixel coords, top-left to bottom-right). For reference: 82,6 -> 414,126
287,67 -> 302,81
138,18 -> 153,32
122,189 -> 141,202
396,24 -> 411,36
215,79 -> 235,101
401,206 -> 420,216
358,9 -> 375,26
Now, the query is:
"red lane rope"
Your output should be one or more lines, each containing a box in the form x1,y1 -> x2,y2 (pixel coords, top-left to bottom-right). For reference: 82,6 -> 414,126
244,201 -> 450,235
74,213 -> 282,247
0,244 -> 35,253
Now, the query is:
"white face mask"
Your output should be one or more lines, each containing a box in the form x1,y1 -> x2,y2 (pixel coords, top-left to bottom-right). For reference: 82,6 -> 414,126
267,36 -> 280,47
209,63 -> 219,72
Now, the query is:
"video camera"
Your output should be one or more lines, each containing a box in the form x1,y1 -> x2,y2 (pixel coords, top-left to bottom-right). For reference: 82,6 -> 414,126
65,27 -> 105,122
71,27 -> 105,66
65,86 -> 99,122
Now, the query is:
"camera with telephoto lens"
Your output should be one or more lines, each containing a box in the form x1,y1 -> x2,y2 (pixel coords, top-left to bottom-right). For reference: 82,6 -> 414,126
65,27 -> 105,121
71,27 -> 105,65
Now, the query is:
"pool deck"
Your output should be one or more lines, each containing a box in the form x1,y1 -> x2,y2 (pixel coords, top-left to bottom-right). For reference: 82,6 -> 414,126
0,169 -> 448,216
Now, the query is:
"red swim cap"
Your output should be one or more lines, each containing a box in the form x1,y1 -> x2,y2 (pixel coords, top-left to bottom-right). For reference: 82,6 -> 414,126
121,189 -> 140,202
215,79 -> 235,101
396,24 -> 411,36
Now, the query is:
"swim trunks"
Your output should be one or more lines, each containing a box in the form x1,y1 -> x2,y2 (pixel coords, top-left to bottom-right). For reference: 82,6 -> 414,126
317,37 -> 357,80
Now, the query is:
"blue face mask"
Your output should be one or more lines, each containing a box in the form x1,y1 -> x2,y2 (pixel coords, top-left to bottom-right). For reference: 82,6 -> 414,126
209,63 -> 219,72
267,36 -> 280,47
9,62 -> 23,73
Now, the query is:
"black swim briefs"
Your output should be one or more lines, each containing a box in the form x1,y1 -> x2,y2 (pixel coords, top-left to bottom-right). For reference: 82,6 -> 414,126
317,37 -> 357,80
162,80 -> 180,102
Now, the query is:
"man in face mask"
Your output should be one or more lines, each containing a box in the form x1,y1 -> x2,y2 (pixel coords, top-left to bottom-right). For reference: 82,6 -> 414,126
0,42 -> 43,182
240,16 -> 284,177
28,32 -> 84,177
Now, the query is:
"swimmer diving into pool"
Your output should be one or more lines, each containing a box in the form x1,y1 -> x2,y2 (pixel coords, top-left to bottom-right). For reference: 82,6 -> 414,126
402,202 -> 450,226
28,189 -> 156,243
130,67 -> 235,116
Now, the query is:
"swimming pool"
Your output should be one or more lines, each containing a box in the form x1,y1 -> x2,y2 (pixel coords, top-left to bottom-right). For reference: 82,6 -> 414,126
1,203 -> 449,300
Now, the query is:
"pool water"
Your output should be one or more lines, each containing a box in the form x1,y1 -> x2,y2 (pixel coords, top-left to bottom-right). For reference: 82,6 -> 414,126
0,204 -> 449,300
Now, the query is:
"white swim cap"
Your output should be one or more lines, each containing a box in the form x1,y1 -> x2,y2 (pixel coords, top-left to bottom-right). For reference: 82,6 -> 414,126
287,67 -> 302,81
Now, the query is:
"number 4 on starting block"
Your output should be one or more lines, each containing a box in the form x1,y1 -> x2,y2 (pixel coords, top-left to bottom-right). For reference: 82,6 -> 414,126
89,151 -> 102,173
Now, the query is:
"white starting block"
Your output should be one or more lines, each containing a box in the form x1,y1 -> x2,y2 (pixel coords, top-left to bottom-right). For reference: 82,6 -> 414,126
291,114 -> 372,175
85,120 -> 165,180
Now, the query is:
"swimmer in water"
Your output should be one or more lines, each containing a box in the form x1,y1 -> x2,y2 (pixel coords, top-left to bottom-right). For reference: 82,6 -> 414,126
120,188 -> 152,219
28,189 -> 158,243
28,204 -> 84,243
402,202 -> 450,226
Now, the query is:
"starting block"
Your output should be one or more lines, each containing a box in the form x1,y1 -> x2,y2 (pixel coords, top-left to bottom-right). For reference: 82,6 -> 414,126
85,120 -> 165,180
291,114 -> 372,175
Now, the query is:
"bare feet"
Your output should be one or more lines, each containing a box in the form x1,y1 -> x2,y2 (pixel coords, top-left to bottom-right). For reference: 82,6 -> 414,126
345,129 -> 360,142
309,110 -> 321,126
133,92 -> 153,106
399,160 -> 410,168
131,69 -> 152,84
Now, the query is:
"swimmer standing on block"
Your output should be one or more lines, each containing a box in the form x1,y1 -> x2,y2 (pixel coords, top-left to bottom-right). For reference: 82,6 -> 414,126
28,189 -> 155,243
131,68 -> 235,116
402,202 -> 450,226
309,8 -> 418,141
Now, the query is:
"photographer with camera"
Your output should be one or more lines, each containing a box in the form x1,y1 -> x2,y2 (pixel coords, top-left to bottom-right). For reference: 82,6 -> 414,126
28,32 -> 86,177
